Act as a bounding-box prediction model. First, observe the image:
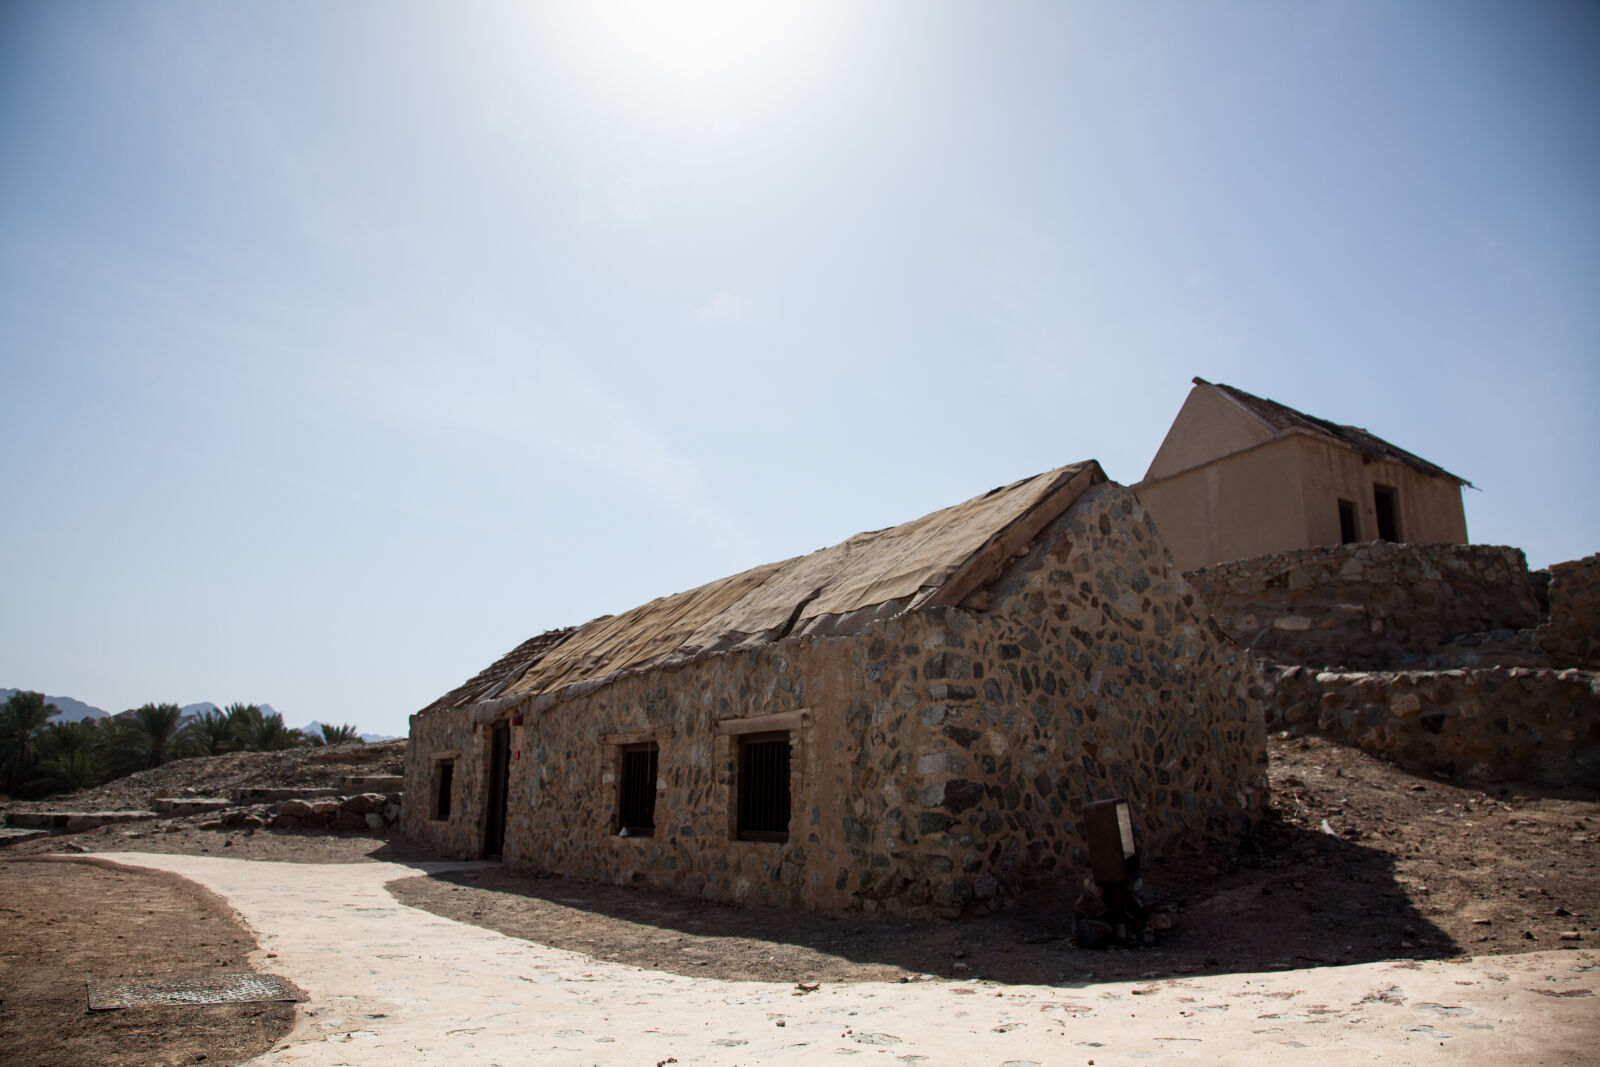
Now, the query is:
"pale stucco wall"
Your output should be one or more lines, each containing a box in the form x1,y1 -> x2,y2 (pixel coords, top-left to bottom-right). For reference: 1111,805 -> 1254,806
1136,434 -> 1467,571
1292,435 -> 1468,547
1136,438 -> 1313,571
1144,384 -> 1274,483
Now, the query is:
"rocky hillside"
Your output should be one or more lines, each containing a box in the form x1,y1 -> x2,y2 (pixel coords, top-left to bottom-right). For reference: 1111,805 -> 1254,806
0,739 -> 405,813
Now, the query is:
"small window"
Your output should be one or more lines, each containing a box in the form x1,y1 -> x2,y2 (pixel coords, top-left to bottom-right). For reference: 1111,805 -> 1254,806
1373,485 -> 1400,542
1338,499 -> 1358,544
433,758 -> 455,821
618,742 -> 659,835
736,732 -> 791,841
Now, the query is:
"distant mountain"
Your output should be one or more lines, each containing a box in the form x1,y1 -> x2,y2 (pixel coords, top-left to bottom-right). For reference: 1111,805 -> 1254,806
0,688 -> 111,723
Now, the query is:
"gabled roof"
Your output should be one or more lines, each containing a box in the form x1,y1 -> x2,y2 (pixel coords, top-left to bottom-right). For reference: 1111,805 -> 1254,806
417,627 -> 576,718
420,460 -> 1106,717
1196,378 -> 1470,486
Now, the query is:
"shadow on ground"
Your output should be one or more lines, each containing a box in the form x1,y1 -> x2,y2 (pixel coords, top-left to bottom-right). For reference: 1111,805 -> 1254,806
385,817 -> 1455,987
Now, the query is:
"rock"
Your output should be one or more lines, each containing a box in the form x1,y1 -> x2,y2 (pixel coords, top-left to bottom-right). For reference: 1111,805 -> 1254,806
1073,919 -> 1114,949
277,799 -> 315,819
273,814 -> 304,830
1390,692 -> 1424,717
343,792 -> 385,815
916,752 -> 967,775
364,812 -> 386,830
311,800 -> 339,817
329,811 -> 367,831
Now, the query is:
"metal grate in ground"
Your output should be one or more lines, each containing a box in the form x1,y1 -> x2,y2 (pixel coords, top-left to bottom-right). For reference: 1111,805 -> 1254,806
87,972 -> 304,1010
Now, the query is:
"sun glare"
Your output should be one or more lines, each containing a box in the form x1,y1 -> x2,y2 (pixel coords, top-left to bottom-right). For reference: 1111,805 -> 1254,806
559,0 -> 833,109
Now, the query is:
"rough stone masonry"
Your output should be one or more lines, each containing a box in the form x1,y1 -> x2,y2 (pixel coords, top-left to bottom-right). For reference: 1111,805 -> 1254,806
406,471 -> 1267,918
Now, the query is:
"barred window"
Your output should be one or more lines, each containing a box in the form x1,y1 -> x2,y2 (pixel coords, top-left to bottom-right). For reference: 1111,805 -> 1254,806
736,732 -> 791,841
618,743 -> 659,835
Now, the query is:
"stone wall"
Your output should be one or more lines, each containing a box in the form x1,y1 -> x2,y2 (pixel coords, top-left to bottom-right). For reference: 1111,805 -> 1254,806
1536,554 -> 1600,669
1185,542 -> 1543,668
404,483 -> 1268,917
406,707 -> 489,859
268,792 -> 402,832
1262,664 -> 1600,787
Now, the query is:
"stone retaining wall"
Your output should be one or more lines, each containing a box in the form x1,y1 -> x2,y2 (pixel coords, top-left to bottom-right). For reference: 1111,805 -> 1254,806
1536,554 -> 1600,669
267,792 -> 402,832
1263,664 -> 1600,787
1186,542 -> 1543,668
405,484 -> 1268,917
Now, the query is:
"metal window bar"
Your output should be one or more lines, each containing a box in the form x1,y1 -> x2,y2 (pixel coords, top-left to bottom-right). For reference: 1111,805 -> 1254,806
619,744 -> 658,834
738,733 -> 791,841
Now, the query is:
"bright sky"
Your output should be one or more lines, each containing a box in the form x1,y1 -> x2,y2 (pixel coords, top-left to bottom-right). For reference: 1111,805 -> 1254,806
2,1 -> 1596,738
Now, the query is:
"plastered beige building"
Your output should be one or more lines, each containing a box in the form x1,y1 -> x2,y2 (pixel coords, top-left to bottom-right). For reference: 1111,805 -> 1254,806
1135,378 -> 1470,572
404,461 -> 1267,917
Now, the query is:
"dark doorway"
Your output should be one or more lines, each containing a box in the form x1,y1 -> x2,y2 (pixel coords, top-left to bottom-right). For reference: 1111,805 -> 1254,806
1338,499 -> 1358,544
484,720 -> 510,858
434,759 -> 454,820
1373,485 -> 1400,542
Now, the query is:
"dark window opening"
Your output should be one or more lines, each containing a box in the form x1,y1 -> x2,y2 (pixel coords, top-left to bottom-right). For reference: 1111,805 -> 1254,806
737,732 -> 791,841
619,742 -> 659,835
1338,499 -> 1358,544
1373,485 -> 1400,542
434,758 -> 455,820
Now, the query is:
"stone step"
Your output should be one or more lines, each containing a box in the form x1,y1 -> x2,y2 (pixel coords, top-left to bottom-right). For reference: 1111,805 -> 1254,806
3,811 -> 158,831
0,827 -> 51,847
230,787 -> 345,805
151,797 -> 234,816
341,775 -> 403,792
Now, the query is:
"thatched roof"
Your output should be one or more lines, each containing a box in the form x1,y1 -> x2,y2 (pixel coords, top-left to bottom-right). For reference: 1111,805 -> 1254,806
418,460 -> 1107,719
416,627 -> 577,718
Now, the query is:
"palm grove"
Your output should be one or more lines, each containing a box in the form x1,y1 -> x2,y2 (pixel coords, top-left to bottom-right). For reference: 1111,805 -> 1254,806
0,691 -> 362,800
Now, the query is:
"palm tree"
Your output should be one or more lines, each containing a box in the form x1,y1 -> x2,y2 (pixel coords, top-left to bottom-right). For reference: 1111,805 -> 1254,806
104,702 -> 185,776
35,721 -> 104,794
230,705 -> 306,752
39,748 -> 101,795
0,691 -> 58,797
178,709 -> 237,757
224,702 -> 263,749
309,722 -> 362,747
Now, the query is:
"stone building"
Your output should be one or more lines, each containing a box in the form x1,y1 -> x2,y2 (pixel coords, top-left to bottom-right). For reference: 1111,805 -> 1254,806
1136,378 -> 1470,571
404,460 -> 1267,917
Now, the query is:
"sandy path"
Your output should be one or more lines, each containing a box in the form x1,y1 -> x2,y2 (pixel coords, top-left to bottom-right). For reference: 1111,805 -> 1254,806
68,853 -> 1599,1066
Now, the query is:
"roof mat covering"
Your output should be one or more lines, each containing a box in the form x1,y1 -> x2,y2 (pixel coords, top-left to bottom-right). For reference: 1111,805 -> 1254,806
421,460 -> 1105,717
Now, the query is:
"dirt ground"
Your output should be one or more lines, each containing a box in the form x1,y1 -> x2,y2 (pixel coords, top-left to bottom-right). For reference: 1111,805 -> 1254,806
0,858 -> 297,1067
1,734 -> 1596,1062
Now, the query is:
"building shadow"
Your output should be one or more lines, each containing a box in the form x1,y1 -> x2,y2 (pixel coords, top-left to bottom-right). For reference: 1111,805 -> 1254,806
385,816 -> 1457,988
